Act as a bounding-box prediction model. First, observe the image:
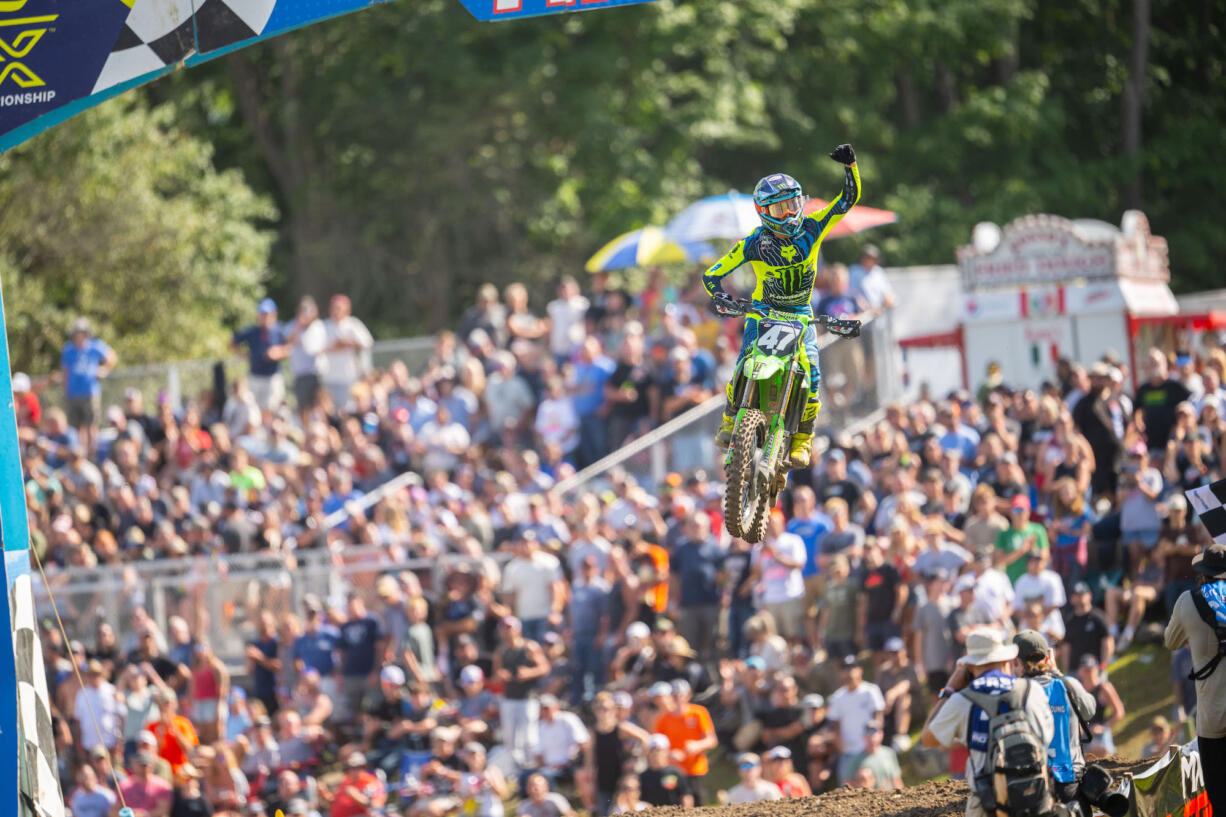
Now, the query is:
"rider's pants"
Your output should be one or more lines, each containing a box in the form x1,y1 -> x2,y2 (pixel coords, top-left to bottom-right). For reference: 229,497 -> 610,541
729,306 -> 822,403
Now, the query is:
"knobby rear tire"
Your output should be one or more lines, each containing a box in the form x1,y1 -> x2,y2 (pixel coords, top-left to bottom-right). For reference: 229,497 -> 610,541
724,409 -> 770,543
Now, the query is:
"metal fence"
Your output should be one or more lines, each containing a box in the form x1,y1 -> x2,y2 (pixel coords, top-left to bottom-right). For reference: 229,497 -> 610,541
34,335 -> 437,410
36,546 -> 502,672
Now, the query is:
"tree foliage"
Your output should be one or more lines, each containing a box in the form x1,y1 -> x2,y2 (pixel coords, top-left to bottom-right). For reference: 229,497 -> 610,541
0,98 -> 275,373
9,0 -> 1223,354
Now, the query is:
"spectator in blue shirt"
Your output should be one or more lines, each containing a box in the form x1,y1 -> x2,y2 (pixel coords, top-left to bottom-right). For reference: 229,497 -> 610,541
670,511 -> 726,662
786,486 -> 833,642
338,596 -> 385,720
937,401 -> 980,463
232,298 -> 290,413
246,611 -> 281,717
292,604 -> 340,702
571,336 -> 616,467
59,317 -> 116,457
568,556 -> 611,705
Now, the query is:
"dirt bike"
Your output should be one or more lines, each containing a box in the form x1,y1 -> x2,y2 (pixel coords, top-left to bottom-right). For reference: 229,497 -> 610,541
711,295 -> 861,542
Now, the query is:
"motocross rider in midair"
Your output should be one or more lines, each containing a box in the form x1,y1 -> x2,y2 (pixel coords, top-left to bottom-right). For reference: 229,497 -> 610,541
704,144 -> 860,468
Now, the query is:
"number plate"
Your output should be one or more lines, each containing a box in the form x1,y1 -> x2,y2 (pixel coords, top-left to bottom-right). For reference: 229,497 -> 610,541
755,320 -> 802,356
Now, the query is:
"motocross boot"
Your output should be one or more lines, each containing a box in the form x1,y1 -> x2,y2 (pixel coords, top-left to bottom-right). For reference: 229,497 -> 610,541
788,395 -> 822,468
714,385 -> 736,449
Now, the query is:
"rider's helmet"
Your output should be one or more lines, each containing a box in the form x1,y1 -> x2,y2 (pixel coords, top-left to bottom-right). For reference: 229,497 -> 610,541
753,173 -> 805,237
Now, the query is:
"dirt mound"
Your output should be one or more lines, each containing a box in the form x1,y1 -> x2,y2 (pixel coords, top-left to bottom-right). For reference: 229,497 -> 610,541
645,757 -> 1154,817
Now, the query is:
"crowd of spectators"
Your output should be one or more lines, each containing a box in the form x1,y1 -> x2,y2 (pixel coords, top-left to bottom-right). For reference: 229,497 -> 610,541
14,254 -> 1225,817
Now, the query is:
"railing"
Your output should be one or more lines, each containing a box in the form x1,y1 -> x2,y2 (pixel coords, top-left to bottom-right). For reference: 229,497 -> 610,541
32,335 -> 437,409
36,546 -> 505,672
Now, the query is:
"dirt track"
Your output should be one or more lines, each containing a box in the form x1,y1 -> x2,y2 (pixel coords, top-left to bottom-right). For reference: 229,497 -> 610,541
645,757 -> 1153,817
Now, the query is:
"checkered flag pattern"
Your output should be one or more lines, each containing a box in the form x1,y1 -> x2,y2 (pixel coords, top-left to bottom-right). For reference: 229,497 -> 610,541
1187,478 -> 1226,545
93,0 -> 278,93
11,573 -> 64,817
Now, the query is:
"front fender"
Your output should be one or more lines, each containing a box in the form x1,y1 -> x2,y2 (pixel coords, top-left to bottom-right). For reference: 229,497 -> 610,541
743,356 -> 785,381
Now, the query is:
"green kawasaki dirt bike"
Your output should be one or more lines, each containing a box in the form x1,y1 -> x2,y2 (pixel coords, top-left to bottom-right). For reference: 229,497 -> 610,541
711,296 -> 861,543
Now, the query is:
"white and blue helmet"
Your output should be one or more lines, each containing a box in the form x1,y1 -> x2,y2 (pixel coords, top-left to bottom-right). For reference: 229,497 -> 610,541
753,173 -> 805,237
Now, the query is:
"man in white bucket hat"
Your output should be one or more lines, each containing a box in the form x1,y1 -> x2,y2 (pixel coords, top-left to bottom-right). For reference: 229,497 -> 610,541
921,627 -> 1054,817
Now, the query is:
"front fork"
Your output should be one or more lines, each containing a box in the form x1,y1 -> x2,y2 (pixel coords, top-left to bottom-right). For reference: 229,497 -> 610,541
724,360 -> 806,474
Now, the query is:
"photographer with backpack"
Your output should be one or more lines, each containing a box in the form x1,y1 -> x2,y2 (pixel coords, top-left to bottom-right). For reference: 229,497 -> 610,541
1011,630 -> 1127,817
1164,542 -> 1226,817
921,628 -> 1054,817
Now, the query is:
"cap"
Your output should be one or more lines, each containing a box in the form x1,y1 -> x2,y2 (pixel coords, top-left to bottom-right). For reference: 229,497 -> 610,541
864,722 -> 883,734
1089,362 -> 1111,378
737,753 -> 761,769
745,656 -> 766,670
883,637 -> 905,653
71,317 -> 91,335
379,665 -> 406,686
345,751 -> 367,768
648,681 -> 674,698
137,732 -> 158,747
840,654 -> 859,669
499,616 -> 522,631
11,373 -> 29,393
612,691 -> 633,709
862,244 -> 881,259
826,448 -> 846,463
654,617 -> 675,633
461,742 -> 486,757
1013,630 -> 1050,663
671,679 -> 691,697
1026,550 -> 1044,561
459,665 -> 485,686
1079,654 -> 1100,670
89,745 -> 109,759
1011,494 -> 1031,511
647,733 -> 671,751
1192,543 -> 1226,580
626,621 -> 650,641
257,298 -> 277,315
1071,581 -> 1092,596
801,694 -> 826,709
538,694 -> 560,708
766,746 -> 792,760
954,574 -> 978,593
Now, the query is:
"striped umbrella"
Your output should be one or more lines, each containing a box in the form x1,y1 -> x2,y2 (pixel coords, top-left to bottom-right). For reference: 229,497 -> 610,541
803,198 -> 898,237
585,226 -> 717,272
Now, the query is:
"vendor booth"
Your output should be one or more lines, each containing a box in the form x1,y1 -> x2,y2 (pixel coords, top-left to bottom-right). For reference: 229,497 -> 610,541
897,210 -> 1202,393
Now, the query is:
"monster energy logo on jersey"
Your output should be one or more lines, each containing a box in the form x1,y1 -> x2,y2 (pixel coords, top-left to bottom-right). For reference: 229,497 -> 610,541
763,264 -> 813,306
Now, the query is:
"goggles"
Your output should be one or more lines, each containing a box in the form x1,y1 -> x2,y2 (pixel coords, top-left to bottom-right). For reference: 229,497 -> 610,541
760,196 -> 802,219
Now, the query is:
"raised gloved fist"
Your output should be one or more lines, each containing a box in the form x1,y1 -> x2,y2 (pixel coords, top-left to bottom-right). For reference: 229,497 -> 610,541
829,144 -> 856,165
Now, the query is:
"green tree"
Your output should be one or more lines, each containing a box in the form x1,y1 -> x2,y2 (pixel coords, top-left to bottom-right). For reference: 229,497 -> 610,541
0,97 -> 275,374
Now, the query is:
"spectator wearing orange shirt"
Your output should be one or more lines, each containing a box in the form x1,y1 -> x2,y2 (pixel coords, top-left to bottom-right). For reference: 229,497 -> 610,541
631,539 -> 669,616
648,680 -> 716,805
145,689 -> 198,774
329,751 -> 386,817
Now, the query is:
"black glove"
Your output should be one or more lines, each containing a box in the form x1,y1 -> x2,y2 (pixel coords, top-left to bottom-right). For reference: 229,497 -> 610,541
829,144 -> 856,165
708,292 -> 736,316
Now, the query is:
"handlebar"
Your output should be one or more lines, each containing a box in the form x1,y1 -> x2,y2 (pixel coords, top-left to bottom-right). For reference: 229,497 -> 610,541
709,295 -> 861,338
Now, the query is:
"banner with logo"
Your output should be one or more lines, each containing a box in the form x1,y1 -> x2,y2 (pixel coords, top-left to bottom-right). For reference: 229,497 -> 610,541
1127,741 -> 1210,817
0,0 -> 659,153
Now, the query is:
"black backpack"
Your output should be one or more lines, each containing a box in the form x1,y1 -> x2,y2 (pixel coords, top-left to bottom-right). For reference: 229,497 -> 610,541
1187,587 -> 1226,681
962,680 -> 1054,817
